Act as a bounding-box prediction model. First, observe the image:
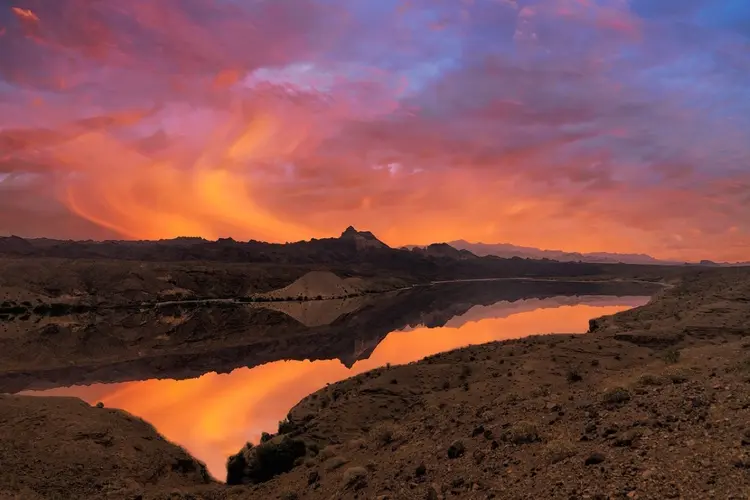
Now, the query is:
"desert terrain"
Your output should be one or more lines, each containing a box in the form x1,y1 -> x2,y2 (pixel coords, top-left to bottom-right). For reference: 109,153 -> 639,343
0,228 -> 688,311
0,247 -> 749,498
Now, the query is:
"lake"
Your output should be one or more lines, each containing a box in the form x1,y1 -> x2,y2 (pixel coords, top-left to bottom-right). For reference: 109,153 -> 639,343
14,280 -> 653,479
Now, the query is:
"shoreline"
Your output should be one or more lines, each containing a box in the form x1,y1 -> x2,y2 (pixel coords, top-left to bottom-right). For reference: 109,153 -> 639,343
0,276 -> 667,319
3,267 -> 748,498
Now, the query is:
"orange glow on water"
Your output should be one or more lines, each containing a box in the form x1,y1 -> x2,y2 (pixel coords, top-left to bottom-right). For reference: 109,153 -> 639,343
30,299 -> 642,478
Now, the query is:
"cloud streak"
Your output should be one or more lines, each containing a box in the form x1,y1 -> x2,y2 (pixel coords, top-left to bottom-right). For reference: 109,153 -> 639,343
0,0 -> 749,260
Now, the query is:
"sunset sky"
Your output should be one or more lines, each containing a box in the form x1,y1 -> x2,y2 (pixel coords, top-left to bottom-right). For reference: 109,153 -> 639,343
1,0 -> 749,261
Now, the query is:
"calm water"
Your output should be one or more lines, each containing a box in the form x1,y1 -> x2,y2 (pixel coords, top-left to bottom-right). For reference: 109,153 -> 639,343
23,286 -> 651,479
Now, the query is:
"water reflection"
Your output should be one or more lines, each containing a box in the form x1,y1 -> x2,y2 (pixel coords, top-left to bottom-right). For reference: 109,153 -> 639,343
29,295 -> 648,478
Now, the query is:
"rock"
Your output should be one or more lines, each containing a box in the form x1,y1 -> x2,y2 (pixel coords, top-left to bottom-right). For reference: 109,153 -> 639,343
447,440 -> 465,459
415,463 -> 427,477
585,452 -> 606,466
426,485 -> 440,500
613,431 -> 640,448
307,470 -> 320,485
95,402 -> 104,409
473,449 -> 486,465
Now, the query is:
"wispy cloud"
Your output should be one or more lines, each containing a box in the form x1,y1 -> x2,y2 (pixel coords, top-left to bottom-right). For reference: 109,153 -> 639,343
0,0 -> 749,260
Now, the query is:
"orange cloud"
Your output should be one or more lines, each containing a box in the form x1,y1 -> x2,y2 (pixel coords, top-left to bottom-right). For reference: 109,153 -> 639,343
0,0 -> 749,261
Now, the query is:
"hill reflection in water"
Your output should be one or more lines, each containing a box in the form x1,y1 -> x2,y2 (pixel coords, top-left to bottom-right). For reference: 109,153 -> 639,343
29,293 -> 648,478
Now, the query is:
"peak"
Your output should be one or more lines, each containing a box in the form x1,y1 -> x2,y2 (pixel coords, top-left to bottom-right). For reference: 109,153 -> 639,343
338,227 -> 388,249
340,226 -> 378,240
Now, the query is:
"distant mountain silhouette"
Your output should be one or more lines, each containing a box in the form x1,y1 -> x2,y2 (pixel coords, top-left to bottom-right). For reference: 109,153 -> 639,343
338,226 -> 388,250
424,240 -> 686,266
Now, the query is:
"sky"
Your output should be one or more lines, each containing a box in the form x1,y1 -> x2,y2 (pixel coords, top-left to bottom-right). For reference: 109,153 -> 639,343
0,0 -> 749,261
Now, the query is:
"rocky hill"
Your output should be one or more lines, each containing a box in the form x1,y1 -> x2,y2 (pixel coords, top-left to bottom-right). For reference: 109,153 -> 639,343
0,227 -> 687,310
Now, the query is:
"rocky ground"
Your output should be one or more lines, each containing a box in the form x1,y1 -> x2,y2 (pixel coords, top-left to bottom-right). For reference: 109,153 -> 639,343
2,268 -> 750,499
0,395 -> 213,499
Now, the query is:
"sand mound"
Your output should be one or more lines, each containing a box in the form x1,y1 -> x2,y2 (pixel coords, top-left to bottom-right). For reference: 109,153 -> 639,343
258,296 -> 368,327
254,271 -> 368,301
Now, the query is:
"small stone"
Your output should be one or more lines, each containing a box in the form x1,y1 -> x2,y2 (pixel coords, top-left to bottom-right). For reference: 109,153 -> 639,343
307,470 -> 320,485
415,463 -> 427,477
473,449 -> 486,465
447,440 -> 465,459
641,469 -> 654,479
95,402 -> 104,409
585,452 -> 606,466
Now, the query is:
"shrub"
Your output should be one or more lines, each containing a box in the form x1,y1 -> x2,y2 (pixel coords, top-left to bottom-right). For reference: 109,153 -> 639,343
544,439 -> 576,464
566,368 -> 583,383
662,349 -> 681,364
324,455 -> 349,471
371,422 -> 397,446
343,467 -> 368,489
637,374 -> 665,386
504,422 -> 541,445
602,387 -> 631,406
226,437 -> 307,485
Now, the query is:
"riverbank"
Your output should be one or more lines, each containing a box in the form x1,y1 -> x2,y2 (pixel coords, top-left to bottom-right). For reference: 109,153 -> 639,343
2,267 -> 749,498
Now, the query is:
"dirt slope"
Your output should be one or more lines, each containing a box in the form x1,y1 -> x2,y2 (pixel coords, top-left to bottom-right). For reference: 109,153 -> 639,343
0,395 -> 213,499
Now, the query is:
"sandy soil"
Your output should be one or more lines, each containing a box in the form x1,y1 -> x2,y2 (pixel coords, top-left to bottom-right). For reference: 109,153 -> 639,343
252,271 -> 372,300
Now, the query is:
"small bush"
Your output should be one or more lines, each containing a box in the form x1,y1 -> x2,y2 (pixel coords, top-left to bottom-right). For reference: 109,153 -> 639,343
343,467 -> 368,489
504,422 -> 541,445
602,387 -> 631,406
226,437 -> 307,485
566,368 -> 583,383
278,417 -> 296,434
637,374 -> 665,386
662,349 -> 681,364
318,446 -> 337,460
544,439 -> 576,464
324,455 -> 349,471
371,422 -> 397,446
